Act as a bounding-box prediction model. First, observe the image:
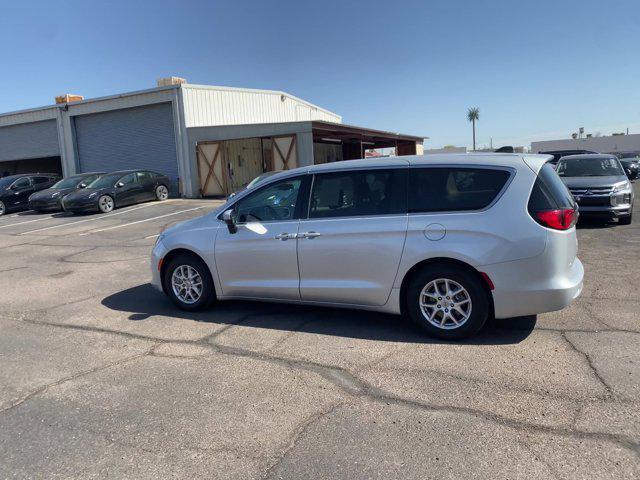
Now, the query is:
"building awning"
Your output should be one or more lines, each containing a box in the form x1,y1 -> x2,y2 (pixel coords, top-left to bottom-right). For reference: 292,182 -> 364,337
312,121 -> 425,148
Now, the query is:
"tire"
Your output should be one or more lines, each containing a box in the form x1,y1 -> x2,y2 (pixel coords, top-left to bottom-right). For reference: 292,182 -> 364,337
155,184 -> 169,201
619,212 -> 632,225
98,195 -> 115,213
163,254 -> 215,311
0,201 -> 6,216
406,265 -> 489,340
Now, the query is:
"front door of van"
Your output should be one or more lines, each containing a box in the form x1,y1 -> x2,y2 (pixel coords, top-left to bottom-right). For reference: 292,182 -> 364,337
297,169 -> 408,306
215,175 -> 308,300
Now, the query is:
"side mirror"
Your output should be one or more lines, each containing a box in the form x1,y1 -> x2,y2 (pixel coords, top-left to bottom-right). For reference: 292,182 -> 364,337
78,183 -> 87,189
116,182 -> 125,188
222,209 -> 237,234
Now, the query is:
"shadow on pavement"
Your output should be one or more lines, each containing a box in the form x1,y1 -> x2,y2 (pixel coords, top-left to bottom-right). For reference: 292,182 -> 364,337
102,284 -> 536,345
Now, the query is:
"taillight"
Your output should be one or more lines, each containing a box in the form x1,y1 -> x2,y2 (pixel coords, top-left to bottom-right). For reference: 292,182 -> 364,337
534,208 -> 578,230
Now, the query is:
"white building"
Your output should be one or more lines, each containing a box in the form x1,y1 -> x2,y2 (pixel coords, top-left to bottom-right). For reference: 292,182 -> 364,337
0,79 -> 424,197
531,133 -> 640,156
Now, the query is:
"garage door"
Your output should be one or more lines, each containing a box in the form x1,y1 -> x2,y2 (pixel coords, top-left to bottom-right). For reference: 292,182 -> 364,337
0,120 -> 60,162
74,103 -> 179,192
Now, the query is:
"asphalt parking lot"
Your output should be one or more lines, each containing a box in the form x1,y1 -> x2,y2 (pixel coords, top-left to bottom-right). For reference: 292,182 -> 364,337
0,191 -> 638,479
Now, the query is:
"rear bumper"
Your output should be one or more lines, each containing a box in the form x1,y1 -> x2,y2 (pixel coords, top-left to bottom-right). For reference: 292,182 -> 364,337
483,257 -> 584,319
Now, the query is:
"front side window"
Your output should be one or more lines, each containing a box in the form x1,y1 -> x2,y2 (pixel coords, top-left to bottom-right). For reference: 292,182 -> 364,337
11,177 -> 31,190
33,176 -> 52,185
309,169 -> 406,219
119,173 -> 136,185
409,167 -> 511,213
233,177 -> 302,223
137,171 -> 152,182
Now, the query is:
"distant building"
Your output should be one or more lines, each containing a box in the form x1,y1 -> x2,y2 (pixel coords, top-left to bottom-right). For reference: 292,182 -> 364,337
0,78 -> 424,197
531,133 -> 640,156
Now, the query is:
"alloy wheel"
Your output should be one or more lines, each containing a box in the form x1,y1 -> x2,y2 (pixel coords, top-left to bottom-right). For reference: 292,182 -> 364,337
171,265 -> 203,304
0,201 -> 5,216
419,278 -> 473,330
99,195 -> 114,213
156,185 -> 169,200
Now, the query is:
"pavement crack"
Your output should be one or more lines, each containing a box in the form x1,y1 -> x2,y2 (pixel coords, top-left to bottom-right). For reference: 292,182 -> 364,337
261,401 -> 348,479
560,331 -> 615,398
0,343 -> 157,414
16,315 -> 640,458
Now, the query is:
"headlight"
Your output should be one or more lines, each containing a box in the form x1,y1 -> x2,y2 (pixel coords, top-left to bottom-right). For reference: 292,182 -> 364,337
612,181 -> 631,193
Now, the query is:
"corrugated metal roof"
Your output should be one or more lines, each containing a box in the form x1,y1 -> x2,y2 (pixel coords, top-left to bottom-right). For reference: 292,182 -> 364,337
0,83 -> 341,128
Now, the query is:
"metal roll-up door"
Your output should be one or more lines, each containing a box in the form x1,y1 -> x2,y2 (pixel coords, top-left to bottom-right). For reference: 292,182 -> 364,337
75,102 -> 179,192
0,120 -> 60,162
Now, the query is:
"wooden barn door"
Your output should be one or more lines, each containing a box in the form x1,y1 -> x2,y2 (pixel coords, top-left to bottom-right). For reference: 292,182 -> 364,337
197,142 -> 227,196
272,135 -> 298,171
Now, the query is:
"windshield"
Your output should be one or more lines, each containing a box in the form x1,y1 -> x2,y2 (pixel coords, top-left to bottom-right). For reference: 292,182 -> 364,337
556,157 -> 624,177
86,174 -> 121,189
52,176 -> 85,189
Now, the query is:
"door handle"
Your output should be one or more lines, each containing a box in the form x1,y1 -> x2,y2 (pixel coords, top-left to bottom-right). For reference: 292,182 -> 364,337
300,231 -> 321,239
275,233 -> 297,241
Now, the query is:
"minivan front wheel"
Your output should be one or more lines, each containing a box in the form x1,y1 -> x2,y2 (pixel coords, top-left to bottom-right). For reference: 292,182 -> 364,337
406,265 -> 489,340
163,254 -> 215,311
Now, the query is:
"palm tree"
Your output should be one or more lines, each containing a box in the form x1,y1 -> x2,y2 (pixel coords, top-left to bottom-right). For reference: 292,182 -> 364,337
467,107 -> 480,151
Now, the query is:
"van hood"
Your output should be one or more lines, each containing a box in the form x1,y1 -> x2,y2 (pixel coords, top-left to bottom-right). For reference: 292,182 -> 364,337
559,175 -> 628,188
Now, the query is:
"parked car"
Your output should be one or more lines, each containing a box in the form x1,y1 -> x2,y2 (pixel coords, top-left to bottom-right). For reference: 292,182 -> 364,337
151,155 -> 584,340
539,149 -> 598,167
28,172 -> 105,212
0,173 -> 61,216
227,170 -> 282,200
618,158 -> 639,180
62,170 -> 171,214
556,154 -> 634,225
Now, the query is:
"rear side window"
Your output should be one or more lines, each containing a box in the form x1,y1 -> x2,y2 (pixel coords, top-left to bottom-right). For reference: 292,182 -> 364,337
528,163 -> 575,211
409,168 -> 511,213
33,176 -> 52,184
309,169 -> 406,219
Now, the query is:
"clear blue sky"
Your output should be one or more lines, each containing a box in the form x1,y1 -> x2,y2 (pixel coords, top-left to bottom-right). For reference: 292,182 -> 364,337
1,0 -> 639,149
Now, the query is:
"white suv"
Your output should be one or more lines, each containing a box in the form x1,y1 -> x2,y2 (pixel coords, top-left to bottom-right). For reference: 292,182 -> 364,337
151,154 -> 583,339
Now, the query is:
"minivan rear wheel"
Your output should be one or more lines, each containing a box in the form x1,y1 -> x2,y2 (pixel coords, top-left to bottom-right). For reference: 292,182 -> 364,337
406,265 -> 489,340
163,254 -> 215,311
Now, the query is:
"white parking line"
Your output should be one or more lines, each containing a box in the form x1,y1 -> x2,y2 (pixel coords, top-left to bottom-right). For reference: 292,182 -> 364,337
79,207 -> 203,236
145,234 -> 160,239
0,215 -> 60,230
18,203 -> 157,235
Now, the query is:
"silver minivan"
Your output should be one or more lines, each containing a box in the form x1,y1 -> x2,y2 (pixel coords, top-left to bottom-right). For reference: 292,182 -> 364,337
151,154 -> 584,339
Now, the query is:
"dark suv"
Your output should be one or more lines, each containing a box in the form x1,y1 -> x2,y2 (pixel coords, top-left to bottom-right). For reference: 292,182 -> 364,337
556,154 -> 634,224
539,150 -> 598,167
0,173 -> 61,216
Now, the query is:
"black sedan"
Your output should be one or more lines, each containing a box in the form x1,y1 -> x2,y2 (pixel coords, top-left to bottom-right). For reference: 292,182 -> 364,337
0,173 -> 61,216
62,170 -> 171,214
28,172 -> 105,212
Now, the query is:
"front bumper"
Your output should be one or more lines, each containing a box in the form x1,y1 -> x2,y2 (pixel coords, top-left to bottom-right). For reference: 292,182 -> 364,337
150,239 -> 168,292
28,198 -> 63,211
62,199 -> 99,213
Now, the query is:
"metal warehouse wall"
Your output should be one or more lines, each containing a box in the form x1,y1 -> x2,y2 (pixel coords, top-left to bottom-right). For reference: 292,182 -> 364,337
74,102 -> 179,190
0,120 -> 60,161
182,85 -> 341,128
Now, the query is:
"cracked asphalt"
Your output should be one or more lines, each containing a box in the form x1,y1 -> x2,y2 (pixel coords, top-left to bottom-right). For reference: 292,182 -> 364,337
0,192 -> 638,479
